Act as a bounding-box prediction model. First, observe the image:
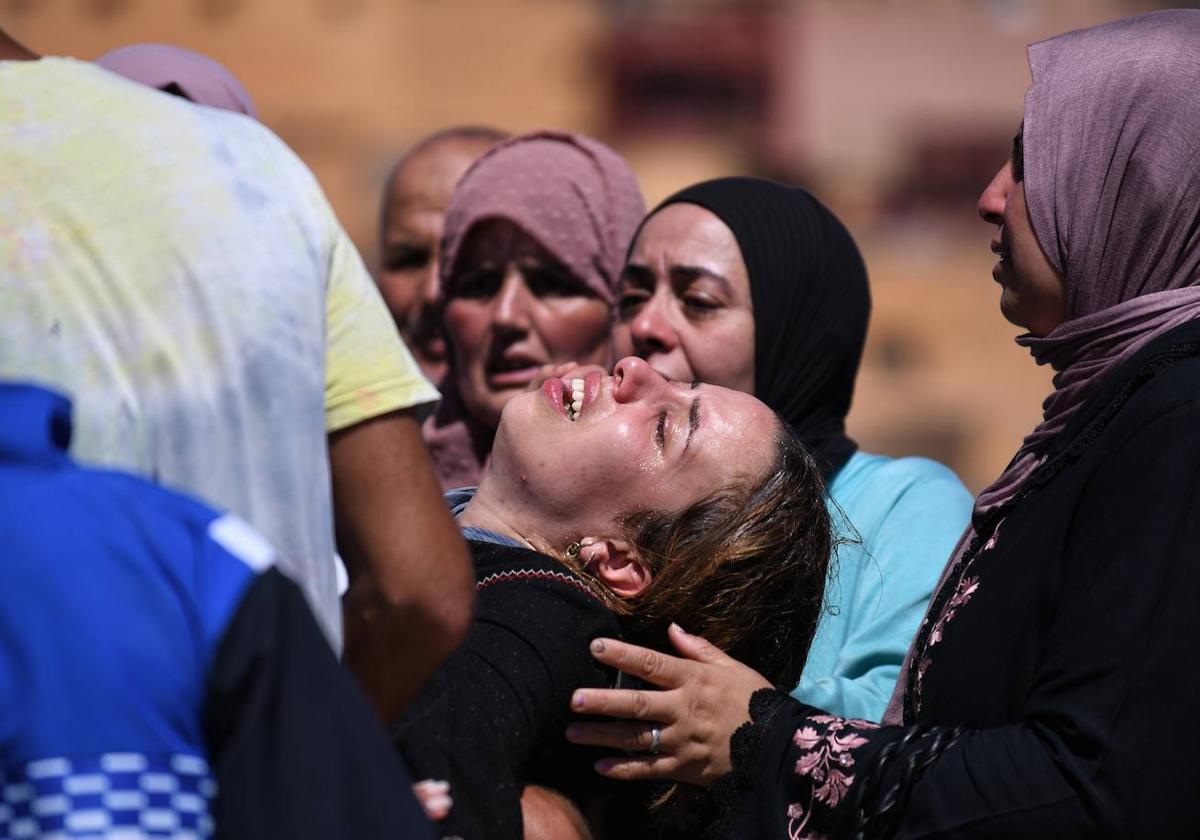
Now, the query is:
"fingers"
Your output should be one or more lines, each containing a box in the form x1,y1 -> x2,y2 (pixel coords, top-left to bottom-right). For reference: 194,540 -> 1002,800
548,361 -> 580,379
570,682 -> 675,722
568,363 -> 609,378
667,622 -> 729,665
565,720 -> 665,753
586,637 -> 689,688
526,362 -> 579,393
592,754 -> 680,782
411,779 -> 452,821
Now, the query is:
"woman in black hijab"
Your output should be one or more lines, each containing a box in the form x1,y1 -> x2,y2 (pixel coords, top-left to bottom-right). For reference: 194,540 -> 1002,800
614,176 -> 973,722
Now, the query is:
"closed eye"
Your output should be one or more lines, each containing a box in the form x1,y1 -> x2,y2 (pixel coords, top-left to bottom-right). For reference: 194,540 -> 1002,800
385,245 -> 430,272
656,410 -> 668,450
454,268 -> 503,298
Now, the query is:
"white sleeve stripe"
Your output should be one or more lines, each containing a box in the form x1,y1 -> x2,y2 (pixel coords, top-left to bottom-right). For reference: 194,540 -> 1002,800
334,552 -> 349,596
207,514 -> 276,573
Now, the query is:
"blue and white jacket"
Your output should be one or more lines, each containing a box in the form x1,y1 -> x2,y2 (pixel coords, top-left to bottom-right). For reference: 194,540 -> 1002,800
0,383 -> 427,840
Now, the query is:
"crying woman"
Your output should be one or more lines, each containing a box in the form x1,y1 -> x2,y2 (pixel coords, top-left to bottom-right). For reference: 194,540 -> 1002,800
391,356 -> 834,839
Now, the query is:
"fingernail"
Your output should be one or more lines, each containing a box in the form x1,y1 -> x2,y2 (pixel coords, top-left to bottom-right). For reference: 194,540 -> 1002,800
595,760 -> 614,774
572,692 -> 586,710
431,795 -> 452,812
670,622 -> 688,636
591,638 -> 606,654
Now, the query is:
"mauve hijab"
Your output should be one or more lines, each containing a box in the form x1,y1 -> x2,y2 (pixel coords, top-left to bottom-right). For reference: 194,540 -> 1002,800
650,177 -> 870,478
440,130 -> 647,307
886,9 -> 1200,724
975,9 -> 1200,516
424,131 -> 646,490
96,43 -> 258,118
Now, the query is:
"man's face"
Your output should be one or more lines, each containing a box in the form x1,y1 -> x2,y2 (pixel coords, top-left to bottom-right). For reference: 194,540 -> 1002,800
378,137 -> 494,380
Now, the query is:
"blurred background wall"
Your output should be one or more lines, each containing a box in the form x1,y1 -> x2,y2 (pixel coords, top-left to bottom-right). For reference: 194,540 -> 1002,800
6,0 -> 1175,491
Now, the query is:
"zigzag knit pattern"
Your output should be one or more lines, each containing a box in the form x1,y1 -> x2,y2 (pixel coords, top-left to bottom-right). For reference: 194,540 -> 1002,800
475,568 -> 601,603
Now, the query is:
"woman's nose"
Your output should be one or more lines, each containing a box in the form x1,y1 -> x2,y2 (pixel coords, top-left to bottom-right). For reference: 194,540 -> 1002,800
628,294 -> 678,358
978,160 -> 1014,225
611,356 -> 670,404
491,267 -> 531,331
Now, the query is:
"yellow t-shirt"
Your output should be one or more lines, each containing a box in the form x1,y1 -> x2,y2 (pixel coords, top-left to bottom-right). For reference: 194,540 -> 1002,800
0,57 -> 438,648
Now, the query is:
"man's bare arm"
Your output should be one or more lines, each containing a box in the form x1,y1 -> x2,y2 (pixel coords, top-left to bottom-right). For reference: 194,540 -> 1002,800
330,408 -> 473,720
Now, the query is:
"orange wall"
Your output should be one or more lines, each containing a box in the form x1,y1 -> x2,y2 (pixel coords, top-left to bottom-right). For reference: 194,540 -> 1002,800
6,0 -> 1159,491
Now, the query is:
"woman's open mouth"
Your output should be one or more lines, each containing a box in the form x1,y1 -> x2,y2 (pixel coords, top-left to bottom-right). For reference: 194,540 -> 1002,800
564,377 -> 584,421
991,238 -> 1011,264
543,372 -> 602,423
990,239 -> 1011,283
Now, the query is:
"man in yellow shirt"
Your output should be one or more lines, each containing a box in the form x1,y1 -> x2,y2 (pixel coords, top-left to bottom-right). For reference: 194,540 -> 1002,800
0,28 -> 471,718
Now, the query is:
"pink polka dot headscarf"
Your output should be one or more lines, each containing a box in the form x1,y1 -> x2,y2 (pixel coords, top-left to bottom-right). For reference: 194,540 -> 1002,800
96,43 -> 258,119
439,130 -> 646,307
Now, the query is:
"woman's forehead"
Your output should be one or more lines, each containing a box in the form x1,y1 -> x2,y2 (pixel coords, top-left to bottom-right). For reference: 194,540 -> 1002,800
631,206 -> 749,289
685,384 -> 776,470
639,203 -> 738,253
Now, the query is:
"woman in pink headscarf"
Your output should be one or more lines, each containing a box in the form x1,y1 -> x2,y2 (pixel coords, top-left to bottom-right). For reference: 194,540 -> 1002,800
96,43 -> 257,117
566,11 -> 1200,838
423,131 -> 646,489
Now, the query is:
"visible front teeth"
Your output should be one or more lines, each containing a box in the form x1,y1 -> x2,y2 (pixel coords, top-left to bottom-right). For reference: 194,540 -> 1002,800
569,377 -> 584,422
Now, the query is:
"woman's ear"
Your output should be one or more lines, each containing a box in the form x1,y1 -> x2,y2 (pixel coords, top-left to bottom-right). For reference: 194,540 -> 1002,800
579,537 -> 651,597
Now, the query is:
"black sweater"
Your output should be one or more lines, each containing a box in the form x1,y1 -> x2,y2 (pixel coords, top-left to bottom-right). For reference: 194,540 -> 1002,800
716,319 -> 1200,838
392,540 -> 620,840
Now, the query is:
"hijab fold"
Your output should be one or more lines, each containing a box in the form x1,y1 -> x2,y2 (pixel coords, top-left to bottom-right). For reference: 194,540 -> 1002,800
439,131 -> 646,307
653,177 -> 870,478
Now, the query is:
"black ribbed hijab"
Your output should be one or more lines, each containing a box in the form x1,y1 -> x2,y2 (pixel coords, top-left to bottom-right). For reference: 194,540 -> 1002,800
652,177 -> 871,478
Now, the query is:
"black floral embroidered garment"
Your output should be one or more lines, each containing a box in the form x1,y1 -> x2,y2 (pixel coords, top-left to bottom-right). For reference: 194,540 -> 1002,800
707,319 -> 1200,838
391,539 -> 620,840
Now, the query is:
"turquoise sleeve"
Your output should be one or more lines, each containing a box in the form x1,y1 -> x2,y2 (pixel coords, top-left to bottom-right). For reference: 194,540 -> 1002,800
792,460 -> 973,721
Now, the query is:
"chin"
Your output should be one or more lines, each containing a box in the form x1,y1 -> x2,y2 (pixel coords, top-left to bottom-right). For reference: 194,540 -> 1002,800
492,389 -> 548,447
460,383 -> 507,430
998,290 -> 1027,331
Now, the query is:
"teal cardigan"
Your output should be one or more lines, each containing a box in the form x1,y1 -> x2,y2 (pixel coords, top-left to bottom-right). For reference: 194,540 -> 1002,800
791,450 -> 973,721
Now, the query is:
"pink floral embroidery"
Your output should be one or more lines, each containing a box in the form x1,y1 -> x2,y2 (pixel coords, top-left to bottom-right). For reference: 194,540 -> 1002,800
786,715 -> 878,840
913,519 -> 1004,711
927,575 -> 980,649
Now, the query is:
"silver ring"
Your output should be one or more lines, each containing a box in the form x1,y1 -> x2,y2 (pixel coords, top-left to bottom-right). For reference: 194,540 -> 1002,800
648,726 -> 662,755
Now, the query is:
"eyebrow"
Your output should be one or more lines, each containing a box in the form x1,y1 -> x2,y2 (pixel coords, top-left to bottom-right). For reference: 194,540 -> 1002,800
685,396 -> 701,452
673,265 -> 733,295
621,262 -> 733,295
621,263 -> 656,286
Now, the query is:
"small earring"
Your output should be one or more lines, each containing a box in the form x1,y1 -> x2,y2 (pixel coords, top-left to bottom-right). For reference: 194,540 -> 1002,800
565,542 -> 581,560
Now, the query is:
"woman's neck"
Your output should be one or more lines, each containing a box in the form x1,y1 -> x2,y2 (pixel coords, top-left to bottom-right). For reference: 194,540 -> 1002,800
458,487 -> 542,553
